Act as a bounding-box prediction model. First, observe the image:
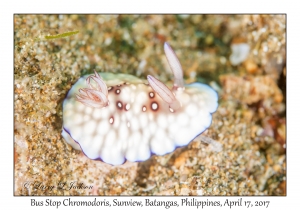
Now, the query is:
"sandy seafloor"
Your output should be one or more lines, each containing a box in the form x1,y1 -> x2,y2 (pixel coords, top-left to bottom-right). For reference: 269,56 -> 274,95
14,14 -> 286,195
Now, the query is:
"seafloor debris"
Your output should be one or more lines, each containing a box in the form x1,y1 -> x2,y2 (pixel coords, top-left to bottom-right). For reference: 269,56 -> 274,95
220,74 -> 283,105
229,43 -> 250,66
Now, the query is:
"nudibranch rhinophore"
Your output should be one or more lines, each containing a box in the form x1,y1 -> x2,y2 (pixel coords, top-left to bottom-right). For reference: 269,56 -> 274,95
62,42 -> 218,165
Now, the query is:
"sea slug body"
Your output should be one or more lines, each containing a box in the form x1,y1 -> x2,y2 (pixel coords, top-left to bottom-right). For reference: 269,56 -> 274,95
62,42 -> 218,165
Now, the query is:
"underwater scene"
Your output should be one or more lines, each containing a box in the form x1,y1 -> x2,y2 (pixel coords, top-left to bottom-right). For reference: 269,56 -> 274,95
14,14 -> 286,196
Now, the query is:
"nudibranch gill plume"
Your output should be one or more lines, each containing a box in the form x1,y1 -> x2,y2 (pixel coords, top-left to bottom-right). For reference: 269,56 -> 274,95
62,42 -> 218,165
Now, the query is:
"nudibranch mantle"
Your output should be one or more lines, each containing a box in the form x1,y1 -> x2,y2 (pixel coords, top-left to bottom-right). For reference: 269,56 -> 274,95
62,43 -> 218,165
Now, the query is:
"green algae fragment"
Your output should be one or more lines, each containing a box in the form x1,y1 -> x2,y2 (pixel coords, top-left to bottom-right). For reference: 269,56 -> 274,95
35,30 -> 79,41
44,30 -> 79,40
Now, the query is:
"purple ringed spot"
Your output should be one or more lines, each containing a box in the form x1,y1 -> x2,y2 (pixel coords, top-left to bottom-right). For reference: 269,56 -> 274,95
142,106 -> 147,112
61,42 -> 219,165
115,89 -> 121,94
116,101 -> 123,109
149,92 -> 155,98
151,102 -> 158,111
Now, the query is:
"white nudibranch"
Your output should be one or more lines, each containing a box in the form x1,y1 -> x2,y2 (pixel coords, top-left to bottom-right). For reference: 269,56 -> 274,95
62,42 -> 219,165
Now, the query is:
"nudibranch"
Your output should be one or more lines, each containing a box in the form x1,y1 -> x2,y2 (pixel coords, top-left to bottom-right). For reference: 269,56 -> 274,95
62,42 -> 218,165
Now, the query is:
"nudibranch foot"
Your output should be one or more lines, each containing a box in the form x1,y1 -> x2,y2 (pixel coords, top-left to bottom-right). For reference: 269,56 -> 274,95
62,42 -> 219,166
